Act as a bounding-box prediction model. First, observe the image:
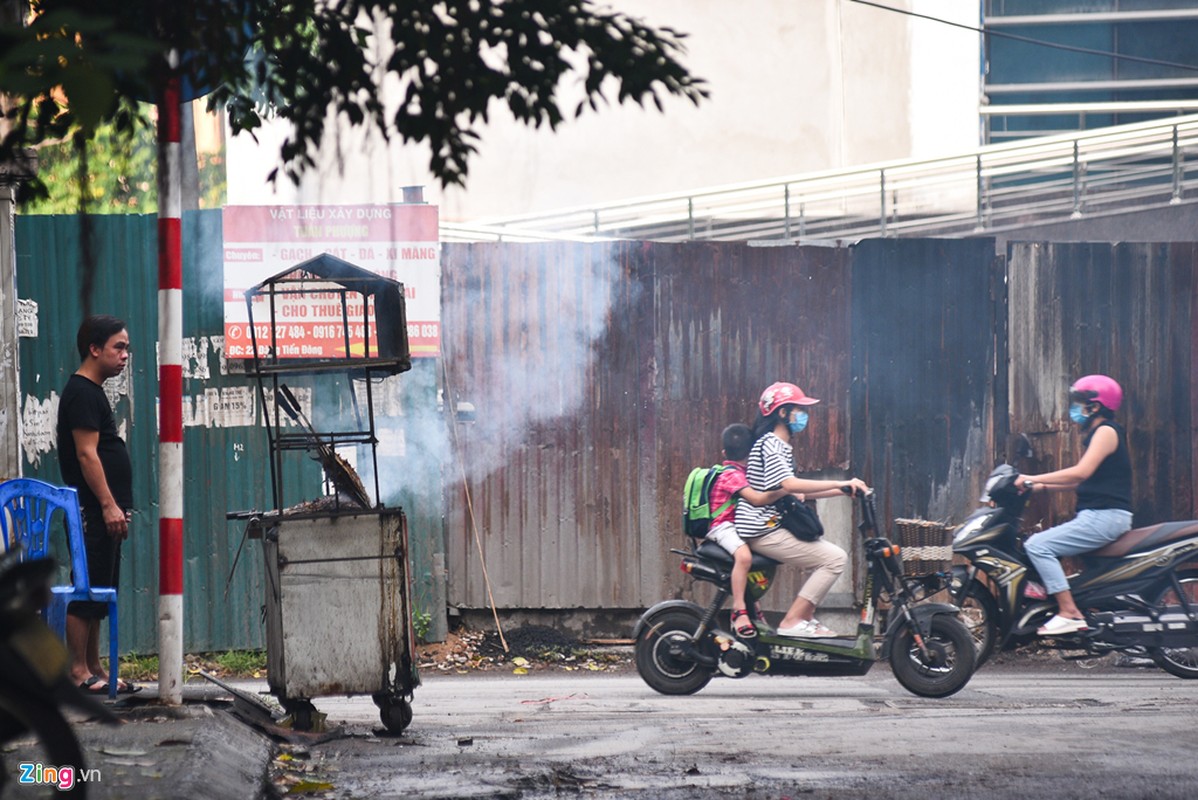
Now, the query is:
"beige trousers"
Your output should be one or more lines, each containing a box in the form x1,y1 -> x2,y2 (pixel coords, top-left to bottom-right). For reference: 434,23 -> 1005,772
746,529 -> 847,606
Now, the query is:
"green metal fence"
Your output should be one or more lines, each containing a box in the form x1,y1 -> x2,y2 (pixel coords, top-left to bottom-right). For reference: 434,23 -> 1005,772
15,210 -> 445,653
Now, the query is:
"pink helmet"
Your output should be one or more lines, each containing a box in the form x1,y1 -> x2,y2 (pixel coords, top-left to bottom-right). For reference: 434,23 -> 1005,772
759,382 -> 820,416
1070,374 -> 1122,412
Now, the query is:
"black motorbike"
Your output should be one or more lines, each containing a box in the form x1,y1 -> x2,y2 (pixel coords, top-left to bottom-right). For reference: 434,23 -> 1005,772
634,487 -> 976,698
0,548 -> 118,798
949,464 -> 1198,676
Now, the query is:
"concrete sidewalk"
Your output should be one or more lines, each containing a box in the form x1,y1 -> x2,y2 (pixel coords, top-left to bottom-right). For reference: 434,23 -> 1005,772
3,681 -> 277,800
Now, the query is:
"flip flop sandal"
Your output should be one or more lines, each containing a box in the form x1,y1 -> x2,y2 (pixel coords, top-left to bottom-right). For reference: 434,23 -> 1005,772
730,608 -> 757,638
78,676 -> 109,694
116,680 -> 143,694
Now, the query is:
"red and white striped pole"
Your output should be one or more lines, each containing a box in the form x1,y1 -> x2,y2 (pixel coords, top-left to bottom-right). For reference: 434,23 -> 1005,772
156,68 -> 184,705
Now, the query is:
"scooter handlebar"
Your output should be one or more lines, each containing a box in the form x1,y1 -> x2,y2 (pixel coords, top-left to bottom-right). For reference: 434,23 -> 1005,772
858,489 -> 878,532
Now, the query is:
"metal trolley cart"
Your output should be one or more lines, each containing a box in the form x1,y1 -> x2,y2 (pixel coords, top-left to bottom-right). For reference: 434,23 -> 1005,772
229,253 -> 419,733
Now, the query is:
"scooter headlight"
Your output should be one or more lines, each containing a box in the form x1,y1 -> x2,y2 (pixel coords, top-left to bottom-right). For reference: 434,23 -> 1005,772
953,516 -> 986,542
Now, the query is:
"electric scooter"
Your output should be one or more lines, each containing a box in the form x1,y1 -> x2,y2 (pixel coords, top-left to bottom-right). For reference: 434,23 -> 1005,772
634,488 -> 975,698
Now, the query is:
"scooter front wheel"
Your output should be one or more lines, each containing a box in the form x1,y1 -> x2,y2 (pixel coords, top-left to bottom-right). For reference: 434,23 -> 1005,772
635,608 -> 713,695
889,614 -> 975,698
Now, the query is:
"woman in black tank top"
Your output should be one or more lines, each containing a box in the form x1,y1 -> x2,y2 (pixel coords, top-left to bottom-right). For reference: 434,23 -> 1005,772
1015,375 -> 1134,637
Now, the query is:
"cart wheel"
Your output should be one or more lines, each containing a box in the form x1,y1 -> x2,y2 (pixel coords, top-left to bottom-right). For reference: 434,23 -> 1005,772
282,698 -> 317,732
377,696 -> 413,733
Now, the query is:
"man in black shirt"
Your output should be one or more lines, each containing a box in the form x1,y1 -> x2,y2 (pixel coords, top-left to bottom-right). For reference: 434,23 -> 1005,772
56,315 -> 133,693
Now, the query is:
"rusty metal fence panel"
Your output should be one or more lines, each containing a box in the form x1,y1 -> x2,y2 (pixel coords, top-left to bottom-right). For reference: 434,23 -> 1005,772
647,242 -> 854,611
849,238 -> 1007,526
440,240 -> 1004,616
1007,241 -> 1198,528
439,242 -> 654,610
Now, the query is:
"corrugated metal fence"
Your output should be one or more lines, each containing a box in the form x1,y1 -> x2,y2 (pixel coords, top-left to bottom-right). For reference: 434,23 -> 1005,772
16,213 -> 305,652
15,215 -> 1198,647
441,237 -> 1197,623
439,239 -> 1006,618
15,211 -> 447,652
1007,242 -> 1198,531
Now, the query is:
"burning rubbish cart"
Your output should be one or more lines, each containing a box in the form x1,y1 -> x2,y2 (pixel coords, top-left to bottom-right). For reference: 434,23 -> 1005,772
227,253 -> 419,733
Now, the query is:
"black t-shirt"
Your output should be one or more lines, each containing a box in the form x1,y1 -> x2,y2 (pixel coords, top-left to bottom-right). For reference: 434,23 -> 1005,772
57,373 -> 133,515
1076,420 -> 1132,513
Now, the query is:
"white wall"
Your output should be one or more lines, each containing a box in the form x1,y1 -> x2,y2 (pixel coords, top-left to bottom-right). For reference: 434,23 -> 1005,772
908,0 -> 983,159
227,1 -> 980,220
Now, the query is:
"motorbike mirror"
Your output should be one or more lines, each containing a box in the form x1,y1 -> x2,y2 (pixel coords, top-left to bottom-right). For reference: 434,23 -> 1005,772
982,464 -> 1021,503
1014,433 -> 1034,460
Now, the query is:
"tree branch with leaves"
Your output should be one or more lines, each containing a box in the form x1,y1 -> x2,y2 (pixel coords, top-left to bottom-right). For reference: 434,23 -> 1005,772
0,0 -> 707,199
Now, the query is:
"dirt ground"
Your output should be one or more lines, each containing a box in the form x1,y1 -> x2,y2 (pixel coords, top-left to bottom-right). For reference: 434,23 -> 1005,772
415,625 -> 635,676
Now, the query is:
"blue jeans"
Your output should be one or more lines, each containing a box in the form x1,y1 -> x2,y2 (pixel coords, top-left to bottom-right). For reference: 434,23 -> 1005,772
1024,509 -> 1134,595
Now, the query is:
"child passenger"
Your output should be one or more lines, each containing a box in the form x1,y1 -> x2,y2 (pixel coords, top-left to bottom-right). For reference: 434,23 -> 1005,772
705,423 -> 791,638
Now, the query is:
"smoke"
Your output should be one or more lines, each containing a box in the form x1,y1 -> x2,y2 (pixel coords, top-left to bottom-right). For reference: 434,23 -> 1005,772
441,247 -> 627,483
351,364 -> 449,510
281,245 -> 628,509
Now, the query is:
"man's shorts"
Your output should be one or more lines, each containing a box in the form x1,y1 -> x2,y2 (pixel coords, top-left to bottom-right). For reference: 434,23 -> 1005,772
67,511 -> 122,620
705,521 -> 749,557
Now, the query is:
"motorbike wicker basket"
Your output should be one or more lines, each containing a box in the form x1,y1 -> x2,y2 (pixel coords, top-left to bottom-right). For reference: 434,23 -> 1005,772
892,518 -> 954,576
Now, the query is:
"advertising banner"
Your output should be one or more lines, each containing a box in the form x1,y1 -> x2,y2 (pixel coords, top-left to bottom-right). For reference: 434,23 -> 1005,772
222,204 -> 440,358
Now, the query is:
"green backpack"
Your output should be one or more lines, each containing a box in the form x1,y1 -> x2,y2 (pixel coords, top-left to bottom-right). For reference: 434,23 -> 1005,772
682,465 -> 736,539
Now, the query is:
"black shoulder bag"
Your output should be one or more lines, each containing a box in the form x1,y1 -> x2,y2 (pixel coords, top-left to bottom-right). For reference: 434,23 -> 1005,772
750,439 -> 824,542
775,494 -> 824,542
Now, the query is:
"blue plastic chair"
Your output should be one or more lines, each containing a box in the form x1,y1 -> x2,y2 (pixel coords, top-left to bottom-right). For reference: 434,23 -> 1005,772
0,478 -> 119,700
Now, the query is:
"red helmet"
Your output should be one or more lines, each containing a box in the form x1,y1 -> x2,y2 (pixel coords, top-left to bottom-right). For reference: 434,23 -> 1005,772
758,382 -> 820,416
1070,374 -> 1122,412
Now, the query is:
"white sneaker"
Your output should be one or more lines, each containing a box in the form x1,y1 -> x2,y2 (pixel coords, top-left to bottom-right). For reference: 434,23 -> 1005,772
776,619 -> 839,638
1037,614 -> 1089,636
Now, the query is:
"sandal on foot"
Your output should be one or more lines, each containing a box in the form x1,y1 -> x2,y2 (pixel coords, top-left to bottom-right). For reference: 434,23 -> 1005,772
730,608 -> 757,638
1037,614 -> 1089,636
77,676 -> 109,694
116,680 -> 142,694
751,604 -> 772,633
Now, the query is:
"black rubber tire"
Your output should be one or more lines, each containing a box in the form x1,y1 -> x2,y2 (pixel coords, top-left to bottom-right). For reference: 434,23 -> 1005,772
889,614 -> 976,698
1148,567 -> 1198,679
959,581 -> 1000,669
281,698 -> 316,731
634,608 -> 713,696
379,696 -> 414,733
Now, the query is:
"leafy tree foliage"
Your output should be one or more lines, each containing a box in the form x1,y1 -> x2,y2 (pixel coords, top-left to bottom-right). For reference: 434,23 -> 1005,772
0,0 -> 706,199
20,115 -> 227,214
22,120 -> 155,214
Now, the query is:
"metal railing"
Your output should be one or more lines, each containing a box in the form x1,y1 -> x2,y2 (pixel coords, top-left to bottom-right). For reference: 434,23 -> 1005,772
440,114 -> 1198,244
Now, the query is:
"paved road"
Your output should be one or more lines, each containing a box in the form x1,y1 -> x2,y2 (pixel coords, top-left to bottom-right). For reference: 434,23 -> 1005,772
284,662 -> 1198,799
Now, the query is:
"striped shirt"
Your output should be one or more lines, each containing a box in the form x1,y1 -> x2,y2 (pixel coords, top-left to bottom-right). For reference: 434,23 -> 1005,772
735,432 -> 794,538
